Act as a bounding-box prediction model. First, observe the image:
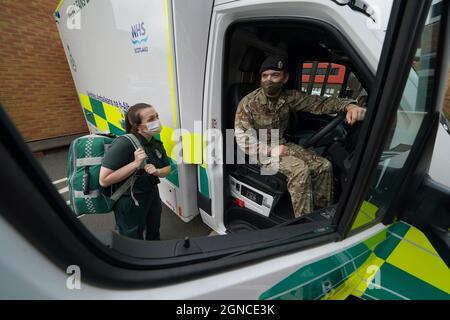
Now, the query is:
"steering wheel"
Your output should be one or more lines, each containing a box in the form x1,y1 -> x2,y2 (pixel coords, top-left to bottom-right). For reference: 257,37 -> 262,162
301,113 -> 346,149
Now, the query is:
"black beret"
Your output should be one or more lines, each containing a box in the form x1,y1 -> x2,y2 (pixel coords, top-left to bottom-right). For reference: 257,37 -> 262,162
259,55 -> 288,74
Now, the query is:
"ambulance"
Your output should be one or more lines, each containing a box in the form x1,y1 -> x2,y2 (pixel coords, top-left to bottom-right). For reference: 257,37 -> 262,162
0,0 -> 448,300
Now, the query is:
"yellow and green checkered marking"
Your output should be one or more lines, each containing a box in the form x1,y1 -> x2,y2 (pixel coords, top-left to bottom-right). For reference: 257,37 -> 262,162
260,221 -> 450,300
352,201 -> 379,230
79,93 -> 126,136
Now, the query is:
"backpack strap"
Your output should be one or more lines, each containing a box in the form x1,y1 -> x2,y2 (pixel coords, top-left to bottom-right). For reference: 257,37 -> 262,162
110,134 -> 145,206
122,133 -> 143,151
110,177 -> 134,201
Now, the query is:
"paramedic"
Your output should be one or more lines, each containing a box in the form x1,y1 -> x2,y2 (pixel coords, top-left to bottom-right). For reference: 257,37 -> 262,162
99,103 -> 171,240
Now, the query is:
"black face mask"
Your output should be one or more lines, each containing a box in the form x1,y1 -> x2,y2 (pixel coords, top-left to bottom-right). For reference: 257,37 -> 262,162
261,80 -> 283,97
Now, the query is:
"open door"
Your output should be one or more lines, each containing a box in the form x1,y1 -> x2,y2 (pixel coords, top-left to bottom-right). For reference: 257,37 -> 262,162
201,0 -> 395,234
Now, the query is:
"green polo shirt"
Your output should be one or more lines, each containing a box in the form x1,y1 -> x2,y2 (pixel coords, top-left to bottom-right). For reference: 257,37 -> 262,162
101,133 -> 171,195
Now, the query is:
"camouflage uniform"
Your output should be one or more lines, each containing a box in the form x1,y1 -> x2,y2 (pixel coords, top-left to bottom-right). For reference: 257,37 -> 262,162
235,87 -> 356,217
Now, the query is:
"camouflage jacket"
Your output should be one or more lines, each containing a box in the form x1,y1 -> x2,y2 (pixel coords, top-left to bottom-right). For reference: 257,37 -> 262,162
235,87 -> 357,156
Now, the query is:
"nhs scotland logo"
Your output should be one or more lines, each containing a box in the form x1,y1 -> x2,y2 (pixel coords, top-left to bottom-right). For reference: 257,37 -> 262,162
131,22 -> 149,54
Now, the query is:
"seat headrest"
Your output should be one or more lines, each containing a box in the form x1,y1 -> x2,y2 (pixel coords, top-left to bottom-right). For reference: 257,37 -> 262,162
239,47 -> 265,73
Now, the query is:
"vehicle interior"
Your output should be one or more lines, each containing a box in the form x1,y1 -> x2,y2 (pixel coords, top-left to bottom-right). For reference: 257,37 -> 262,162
222,20 -> 372,233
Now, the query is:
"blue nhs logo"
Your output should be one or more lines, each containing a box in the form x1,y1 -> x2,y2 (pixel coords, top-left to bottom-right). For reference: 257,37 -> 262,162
131,22 -> 148,45
131,22 -> 149,53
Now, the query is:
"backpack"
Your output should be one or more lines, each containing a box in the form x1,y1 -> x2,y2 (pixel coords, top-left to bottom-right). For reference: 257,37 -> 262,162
67,133 -> 143,217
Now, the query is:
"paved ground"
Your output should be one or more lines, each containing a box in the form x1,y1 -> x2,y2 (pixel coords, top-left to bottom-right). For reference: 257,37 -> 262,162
35,147 -> 212,245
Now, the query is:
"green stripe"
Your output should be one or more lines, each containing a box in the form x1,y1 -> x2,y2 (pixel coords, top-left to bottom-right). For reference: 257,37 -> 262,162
260,222 -> 449,300
90,97 -> 106,119
260,242 -> 371,300
166,159 -> 179,187
345,241 -> 369,259
108,122 -> 126,136
388,221 -> 410,238
374,232 -> 402,260
84,109 -> 97,127
372,222 -> 410,260
365,262 -> 450,300
199,166 -> 209,198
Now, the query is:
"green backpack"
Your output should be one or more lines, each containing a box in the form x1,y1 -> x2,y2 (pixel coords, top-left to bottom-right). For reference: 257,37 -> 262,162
67,133 -> 143,217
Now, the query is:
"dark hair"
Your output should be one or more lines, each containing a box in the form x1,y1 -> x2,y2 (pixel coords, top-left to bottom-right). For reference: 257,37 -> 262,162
124,103 -> 153,133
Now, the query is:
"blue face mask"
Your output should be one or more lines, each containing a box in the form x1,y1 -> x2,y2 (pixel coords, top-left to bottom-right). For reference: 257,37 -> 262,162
145,120 -> 162,134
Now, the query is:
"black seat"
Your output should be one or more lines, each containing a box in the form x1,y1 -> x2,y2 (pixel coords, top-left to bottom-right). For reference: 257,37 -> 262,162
226,46 -> 264,131
226,83 -> 259,132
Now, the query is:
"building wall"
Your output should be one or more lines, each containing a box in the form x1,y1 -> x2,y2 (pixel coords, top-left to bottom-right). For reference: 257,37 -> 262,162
0,0 -> 87,142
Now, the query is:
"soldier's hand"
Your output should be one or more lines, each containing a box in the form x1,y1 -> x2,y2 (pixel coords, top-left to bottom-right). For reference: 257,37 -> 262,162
144,164 -> 158,176
346,104 -> 366,125
133,148 -> 147,168
270,145 -> 289,158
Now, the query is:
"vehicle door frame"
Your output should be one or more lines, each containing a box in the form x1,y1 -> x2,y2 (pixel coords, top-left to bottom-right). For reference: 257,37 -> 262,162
334,0 -> 450,240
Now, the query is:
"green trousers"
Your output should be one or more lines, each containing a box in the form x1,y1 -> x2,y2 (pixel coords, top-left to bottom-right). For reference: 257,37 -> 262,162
113,187 -> 162,240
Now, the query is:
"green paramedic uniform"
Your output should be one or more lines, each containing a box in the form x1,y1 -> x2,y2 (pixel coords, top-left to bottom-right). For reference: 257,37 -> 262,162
101,133 -> 170,240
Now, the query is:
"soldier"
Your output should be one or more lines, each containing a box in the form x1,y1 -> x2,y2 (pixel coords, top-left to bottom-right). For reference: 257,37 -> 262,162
235,56 -> 366,217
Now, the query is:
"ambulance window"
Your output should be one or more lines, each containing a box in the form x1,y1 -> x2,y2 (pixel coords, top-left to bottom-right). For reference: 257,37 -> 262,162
351,3 -> 445,232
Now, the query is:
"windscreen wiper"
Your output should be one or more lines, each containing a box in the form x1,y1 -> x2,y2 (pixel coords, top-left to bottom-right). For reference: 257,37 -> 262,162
331,0 -> 376,23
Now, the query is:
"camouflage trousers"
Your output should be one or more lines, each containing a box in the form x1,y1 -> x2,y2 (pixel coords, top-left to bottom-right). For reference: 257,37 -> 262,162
262,143 -> 334,217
